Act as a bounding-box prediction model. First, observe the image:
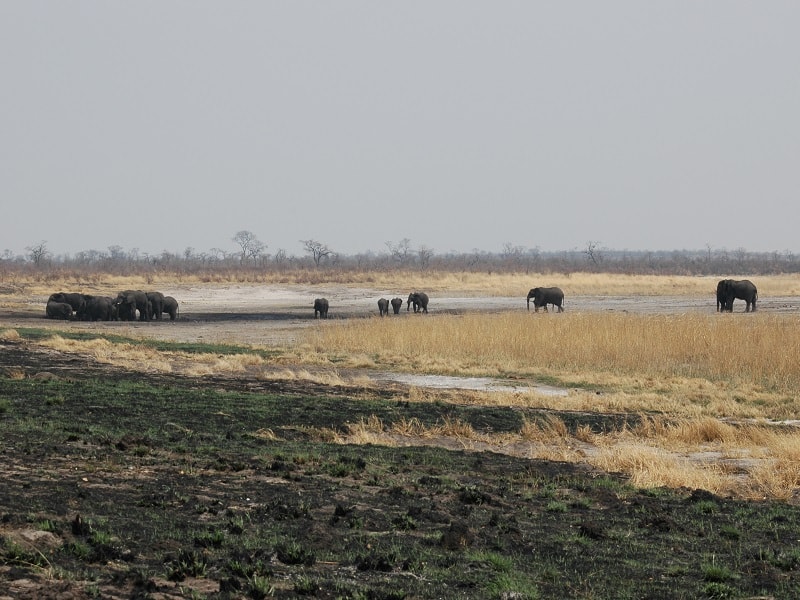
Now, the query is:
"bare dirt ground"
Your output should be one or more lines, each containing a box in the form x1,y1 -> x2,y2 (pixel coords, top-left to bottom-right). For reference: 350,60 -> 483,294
5,283 -> 799,349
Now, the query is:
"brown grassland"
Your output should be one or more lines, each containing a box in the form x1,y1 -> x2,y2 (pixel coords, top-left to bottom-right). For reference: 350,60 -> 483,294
2,270 -> 800,598
5,271 -> 800,500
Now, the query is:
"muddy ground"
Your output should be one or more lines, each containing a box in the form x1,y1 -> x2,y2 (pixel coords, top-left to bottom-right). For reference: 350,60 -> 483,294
5,284 -> 800,348
2,286 -> 800,598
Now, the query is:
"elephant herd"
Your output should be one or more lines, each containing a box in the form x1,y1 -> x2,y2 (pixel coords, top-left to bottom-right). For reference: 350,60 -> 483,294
524,280 -> 759,313
314,292 -> 430,319
45,290 -> 179,322
43,279 -> 760,323
316,279 -> 759,319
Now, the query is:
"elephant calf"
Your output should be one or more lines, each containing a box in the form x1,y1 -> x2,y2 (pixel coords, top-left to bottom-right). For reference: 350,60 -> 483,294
162,296 -> 179,320
314,298 -> 329,319
526,287 -> 565,312
378,298 -> 389,317
390,297 -> 403,314
46,300 -> 73,320
48,292 -> 86,315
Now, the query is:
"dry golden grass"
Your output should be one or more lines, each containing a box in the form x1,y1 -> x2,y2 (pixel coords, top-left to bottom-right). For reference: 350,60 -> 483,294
0,328 -> 21,341
7,270 -> 800,298
298,308 -> 800,498
37,335 -> 268,376
305,311 -> 800,416
328,410 -> 800,500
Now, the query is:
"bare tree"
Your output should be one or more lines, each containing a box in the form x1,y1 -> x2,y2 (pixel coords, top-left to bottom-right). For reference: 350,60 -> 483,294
583,241 -> 604,268
301,239 -> 333,267
232,230 -> 265,266
386,238 -> 414,266
25,241 -> 49,267
501,243 -> 526,270
418,245 -> 434,270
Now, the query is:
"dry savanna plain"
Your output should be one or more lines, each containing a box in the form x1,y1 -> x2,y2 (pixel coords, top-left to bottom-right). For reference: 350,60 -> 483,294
2,271 -> 800,599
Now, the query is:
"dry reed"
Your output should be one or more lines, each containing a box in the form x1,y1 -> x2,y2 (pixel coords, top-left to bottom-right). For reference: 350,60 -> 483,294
306,311 -> 800,396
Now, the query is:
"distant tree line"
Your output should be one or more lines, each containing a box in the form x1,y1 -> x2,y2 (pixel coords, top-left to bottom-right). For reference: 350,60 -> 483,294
2,234 -> 799,278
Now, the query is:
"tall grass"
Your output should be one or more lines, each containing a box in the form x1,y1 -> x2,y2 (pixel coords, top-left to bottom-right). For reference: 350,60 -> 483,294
307,311 -> 800,394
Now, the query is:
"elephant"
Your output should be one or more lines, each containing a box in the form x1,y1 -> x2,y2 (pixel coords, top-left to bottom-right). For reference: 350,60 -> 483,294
48,292 -> 86,315
162,296 -> 179,321
114,290 -> 150,321
76,296 -> 118,321
390,297 -> 403,314
146,291 -> 165,320
314,298 -> 329,319
716,279 -> 757,312
527,287 -> 565,312
80,295 -> 115,321
378,298 -> 390,316
46,300 -> 73,320
407,292 -> 429,313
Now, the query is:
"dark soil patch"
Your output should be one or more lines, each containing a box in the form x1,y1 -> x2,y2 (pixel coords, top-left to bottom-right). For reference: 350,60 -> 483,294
1,338 -> 799,599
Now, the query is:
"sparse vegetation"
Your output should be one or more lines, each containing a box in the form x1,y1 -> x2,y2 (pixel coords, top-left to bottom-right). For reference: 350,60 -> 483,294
1,272 -> 800,597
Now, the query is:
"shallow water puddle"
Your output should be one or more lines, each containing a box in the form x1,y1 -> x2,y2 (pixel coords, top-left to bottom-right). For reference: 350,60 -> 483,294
373,373 -> 569,396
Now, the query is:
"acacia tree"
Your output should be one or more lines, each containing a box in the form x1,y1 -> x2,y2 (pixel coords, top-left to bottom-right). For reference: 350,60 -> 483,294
232,230 -> 266,266
301,239 -> 333,267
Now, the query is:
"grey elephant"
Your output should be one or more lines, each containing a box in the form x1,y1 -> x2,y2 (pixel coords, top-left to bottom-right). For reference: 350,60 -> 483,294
46,300 -> 73,320
527,287 -> 565,312
81,296 -> 115,321
716,279 -> 757,312
378,298 -> 389,316
114,290 -> 150,321
162,296 -> 179,320
314,298 -> 329,319
146,291 -> 165,320
390,297 -> 403,314
48,292 -> 87,315
407,292 -> 429,313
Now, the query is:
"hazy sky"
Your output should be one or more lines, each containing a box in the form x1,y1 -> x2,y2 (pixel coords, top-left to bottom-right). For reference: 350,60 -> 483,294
2,2 -> 798,259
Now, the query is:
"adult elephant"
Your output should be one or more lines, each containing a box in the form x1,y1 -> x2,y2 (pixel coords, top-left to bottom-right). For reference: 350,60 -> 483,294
717,279 -> 757,312
146,291 -> 165,320
114,290 -> 149,321
46,300 -> 73,320
48,292 -> 86,315
390,297 -> 403,314
526,287 -> 565,312
162,296 -> 179,321
407,292 -> 429,313
378,298 -> 389,317
81,296 -> 115,321
314,298 -> 329,319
